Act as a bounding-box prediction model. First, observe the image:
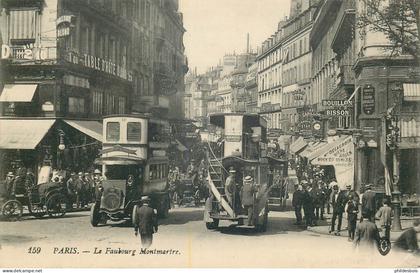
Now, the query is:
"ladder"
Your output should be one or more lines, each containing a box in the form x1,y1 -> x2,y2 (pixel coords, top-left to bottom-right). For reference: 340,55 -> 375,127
206,143 -> 234,217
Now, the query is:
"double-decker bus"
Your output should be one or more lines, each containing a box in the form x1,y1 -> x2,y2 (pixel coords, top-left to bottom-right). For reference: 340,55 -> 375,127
90,114 -> 170,226
204,113 -> 279,232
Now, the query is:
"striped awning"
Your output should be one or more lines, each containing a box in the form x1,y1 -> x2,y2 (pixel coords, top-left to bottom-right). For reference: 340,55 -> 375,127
9,9 -> 38,40
403,83 -> 420,101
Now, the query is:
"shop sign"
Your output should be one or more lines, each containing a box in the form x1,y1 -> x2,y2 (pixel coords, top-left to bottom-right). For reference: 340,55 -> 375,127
57,15 -> 75,38
225,135 -> 241,142
325,109 -> 350,116
152,150 -> 166,157
63,74 -> 90,89
313,136 -> 354,167
362,85 -> 375,115
64,51 -> 133,82
42,101 -> 54,112
322,100 -> 353,108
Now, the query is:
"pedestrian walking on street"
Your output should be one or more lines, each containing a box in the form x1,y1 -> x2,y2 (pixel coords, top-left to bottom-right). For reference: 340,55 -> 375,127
353,213 -> 380,253
133,196 -> 158,248
330,185 -> 347,235
240,175 -> 256,226
362,184 -> 376,222
292,182 -> 303,225
393,219 -> 420,254
375,199 -> 392,241
346,195 -> 359,241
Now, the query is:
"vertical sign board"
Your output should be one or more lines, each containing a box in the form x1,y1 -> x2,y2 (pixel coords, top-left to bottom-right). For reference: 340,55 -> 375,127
224,115 -> 243,156
362,85 -> 375,115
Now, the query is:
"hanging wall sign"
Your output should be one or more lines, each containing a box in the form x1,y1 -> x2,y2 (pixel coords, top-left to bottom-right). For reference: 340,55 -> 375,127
362,85 -> 375,115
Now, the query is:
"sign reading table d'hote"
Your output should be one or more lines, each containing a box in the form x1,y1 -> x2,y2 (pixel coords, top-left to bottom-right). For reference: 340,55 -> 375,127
64,51 -> 133,82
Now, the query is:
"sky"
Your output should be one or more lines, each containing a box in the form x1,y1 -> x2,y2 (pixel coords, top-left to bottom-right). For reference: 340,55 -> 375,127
179,0 -> 291,74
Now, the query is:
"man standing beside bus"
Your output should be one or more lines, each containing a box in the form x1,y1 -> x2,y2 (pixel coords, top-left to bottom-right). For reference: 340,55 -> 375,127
225,167 -> 236,206
241,176 -> 256,226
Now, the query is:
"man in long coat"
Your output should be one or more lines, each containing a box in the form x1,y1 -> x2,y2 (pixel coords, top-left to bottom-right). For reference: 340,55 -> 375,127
362,184 -> 376,222
133,196 -> 158,248
240,176 -> 256,226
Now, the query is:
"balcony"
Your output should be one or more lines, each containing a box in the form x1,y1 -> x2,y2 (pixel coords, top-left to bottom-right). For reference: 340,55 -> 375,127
5,46 -> 57,63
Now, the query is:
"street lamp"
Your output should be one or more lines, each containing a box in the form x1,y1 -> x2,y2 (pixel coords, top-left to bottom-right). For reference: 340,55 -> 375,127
385,105 -> 402,231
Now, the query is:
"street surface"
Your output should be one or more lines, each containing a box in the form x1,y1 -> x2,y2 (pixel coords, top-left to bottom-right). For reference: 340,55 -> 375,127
0,207 -> 418,268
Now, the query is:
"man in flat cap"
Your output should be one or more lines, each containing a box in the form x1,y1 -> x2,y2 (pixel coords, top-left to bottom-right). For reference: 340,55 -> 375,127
241,176 -> 257,226
133,196 -> 158,248
225,167 -> 236,206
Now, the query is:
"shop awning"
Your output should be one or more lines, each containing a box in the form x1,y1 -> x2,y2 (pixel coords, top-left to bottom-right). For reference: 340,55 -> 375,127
63,120 -> 103,142
0,84 -> 38,102
0,119 -> 55,149
403,83 -> 420,101
289,137 -> 308,154
311,136 -> 354,166
301,141 -> 329,159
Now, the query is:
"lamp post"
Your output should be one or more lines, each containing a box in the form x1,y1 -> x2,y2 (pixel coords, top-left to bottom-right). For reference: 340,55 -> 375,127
386,106 -> 402,231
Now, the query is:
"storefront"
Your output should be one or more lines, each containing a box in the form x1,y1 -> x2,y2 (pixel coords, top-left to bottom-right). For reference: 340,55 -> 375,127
0,118 -> 102,182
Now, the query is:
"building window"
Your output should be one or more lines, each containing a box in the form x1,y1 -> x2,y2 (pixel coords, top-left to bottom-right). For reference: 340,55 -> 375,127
8,9 -> 38,42
127,122 -> 142,142
68,97 -> 85,113
106,122 -> 120,142
118,97 -> 126,114
80,26 -> 90,54
92,91 -> 103,114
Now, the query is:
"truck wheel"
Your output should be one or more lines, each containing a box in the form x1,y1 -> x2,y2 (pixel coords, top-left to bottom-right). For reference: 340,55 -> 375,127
205,218 -> 219,230
90,203 -> 100,227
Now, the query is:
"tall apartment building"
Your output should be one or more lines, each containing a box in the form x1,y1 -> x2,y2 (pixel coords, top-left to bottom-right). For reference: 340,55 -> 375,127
0,0 -> 187,178
257,21 -> 284,133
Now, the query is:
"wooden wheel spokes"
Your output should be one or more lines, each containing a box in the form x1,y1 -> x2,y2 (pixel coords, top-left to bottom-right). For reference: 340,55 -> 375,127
2,200 -> 23,219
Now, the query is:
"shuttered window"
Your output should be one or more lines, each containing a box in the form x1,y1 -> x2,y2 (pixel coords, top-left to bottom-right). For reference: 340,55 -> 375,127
9,9 -> 38,41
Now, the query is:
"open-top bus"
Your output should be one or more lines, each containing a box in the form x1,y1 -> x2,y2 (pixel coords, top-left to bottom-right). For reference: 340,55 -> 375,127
90,114 -> 170,226
204,113 -> 278,232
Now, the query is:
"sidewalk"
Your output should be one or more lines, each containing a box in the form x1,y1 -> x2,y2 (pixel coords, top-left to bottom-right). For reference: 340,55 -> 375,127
287,167 -> 419,242
306,213 -> 418,242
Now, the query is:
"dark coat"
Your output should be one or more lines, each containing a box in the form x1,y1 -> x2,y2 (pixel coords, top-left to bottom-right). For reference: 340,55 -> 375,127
362,190 -> 376,213
133,204 -> 158,235
332,190 -> 347,213
292,190 -> 303,207
302,189 -> 314,210
240,182 -> 255,206
346,200 -> 359,222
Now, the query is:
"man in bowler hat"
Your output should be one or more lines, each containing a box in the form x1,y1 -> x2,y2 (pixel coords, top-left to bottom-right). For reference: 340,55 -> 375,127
133,196 -> 158,248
